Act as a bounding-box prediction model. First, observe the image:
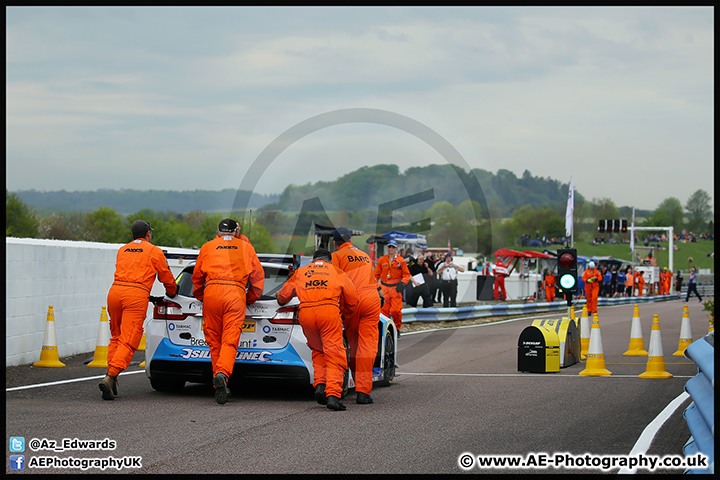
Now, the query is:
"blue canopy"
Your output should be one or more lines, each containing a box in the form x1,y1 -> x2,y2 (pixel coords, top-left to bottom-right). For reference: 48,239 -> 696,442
381,231 -> 428,249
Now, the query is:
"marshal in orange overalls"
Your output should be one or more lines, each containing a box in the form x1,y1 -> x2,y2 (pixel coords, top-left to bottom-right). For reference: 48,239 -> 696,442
543,272 -> 556,302
107,237 -> 177,378
665,269 -> 673,295
374,249 -> 411,332
635,271 -> 646,297
192,233 -> 264,382
582,266 -> 601,314
278,258 -> 359,400
332,240 -> 381,397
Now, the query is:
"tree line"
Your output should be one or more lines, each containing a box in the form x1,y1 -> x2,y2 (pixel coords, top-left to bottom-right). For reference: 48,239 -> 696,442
7,183 -> 713,257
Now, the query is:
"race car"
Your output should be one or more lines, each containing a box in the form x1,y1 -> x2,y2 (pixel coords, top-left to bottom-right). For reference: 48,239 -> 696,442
144,254 -> 397,395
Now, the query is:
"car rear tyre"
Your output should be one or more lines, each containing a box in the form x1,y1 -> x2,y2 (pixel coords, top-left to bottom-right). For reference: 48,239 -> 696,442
150,375 -> 185,393
376,330 -> 395,387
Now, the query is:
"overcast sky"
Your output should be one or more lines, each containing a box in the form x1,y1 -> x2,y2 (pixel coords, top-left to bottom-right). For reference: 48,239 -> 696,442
6,6 -> 714,211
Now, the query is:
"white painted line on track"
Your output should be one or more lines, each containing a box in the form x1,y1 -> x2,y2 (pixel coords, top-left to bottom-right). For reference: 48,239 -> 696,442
400,372 -> 693,378
617,391 -> 691,475
6,369 -> 145,392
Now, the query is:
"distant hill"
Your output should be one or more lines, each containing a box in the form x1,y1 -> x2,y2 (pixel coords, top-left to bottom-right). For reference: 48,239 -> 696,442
13,189 -> 279,215
268,164 -> 582,216
12,166 -> 653,218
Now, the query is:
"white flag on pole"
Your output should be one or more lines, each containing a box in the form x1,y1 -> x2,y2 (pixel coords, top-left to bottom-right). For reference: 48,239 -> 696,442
565,179 -> 574,239
630,207 -> 635,252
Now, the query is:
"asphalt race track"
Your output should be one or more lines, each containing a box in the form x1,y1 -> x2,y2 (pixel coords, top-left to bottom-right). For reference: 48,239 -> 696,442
6,299 -> 711,474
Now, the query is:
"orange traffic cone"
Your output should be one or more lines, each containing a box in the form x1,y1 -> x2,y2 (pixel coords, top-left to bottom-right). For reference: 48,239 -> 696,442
33,306 -> 66,368
579,305 -> 590,360
623,304 -> 648,356
639,314 -> 673,379
672,305 -> 693,357
579,313 -> 611,376
87,307 -> 111,368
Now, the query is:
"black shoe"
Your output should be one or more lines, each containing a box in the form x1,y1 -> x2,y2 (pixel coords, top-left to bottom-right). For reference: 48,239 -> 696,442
356,392 -> 374,404
213,373 -> 230,405
99,375 -> 117,401
314,383 -> 327,405
326,395 -> 347,411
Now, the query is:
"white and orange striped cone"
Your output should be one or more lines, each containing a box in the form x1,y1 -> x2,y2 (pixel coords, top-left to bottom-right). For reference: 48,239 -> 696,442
672,305 -> 693,357
579,305 -> 590,360
639,314 -> 673,379
87,306 -> 111,368
579,314 -> 612,376
33,306 -> 66,368
623,304 -> 648,356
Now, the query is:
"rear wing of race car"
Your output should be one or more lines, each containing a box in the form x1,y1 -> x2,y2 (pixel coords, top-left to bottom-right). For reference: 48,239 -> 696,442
161,248 -> 307,273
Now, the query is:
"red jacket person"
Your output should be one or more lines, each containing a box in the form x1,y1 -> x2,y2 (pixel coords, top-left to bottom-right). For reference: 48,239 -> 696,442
278,249 -> 359,411
493,260 -> 509,300
99,220 -> 178,401
192,218 -> 265,404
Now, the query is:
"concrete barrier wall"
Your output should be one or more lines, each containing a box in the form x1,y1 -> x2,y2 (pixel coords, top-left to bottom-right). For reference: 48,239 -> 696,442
5,238 -> 196,367
6,238 -> 123,366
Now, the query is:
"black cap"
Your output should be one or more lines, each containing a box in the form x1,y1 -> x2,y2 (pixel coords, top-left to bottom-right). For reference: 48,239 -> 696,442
131,220 -> 153,239
333,227 -> 352,244
313,248 -> 332,261
218,218 -> 239,233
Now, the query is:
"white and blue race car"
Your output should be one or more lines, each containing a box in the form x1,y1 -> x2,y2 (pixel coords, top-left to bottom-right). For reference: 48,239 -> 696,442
144,254 -> 397,395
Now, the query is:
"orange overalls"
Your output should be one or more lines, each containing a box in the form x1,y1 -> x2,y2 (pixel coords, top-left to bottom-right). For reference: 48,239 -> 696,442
665,270 -> 673,295
191,234 -> 264,381
374,254 -> 411,332
635,273 -> 646,297
543,273 -> 556,302
278,260 -> 358,399
107,238 -> 178,377
332,242 -> 381,395
582,267 -> 601,314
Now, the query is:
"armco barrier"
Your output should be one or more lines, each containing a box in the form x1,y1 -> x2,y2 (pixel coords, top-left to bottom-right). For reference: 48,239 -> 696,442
401,294 -> 680,323
682,333 -> 714,475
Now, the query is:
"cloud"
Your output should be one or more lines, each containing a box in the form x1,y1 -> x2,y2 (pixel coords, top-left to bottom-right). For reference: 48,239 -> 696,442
5,7 -> 713,211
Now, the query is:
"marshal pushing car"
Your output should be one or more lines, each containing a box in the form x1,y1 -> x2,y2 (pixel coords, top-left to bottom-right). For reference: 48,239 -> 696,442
144,254 -> 397,395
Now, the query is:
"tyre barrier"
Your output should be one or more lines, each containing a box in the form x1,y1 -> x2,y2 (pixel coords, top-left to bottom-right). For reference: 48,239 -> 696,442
517,324 -> 561,373
401,294 -> 681,324
682,332 -> 714,475
517,318 -> 580,373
